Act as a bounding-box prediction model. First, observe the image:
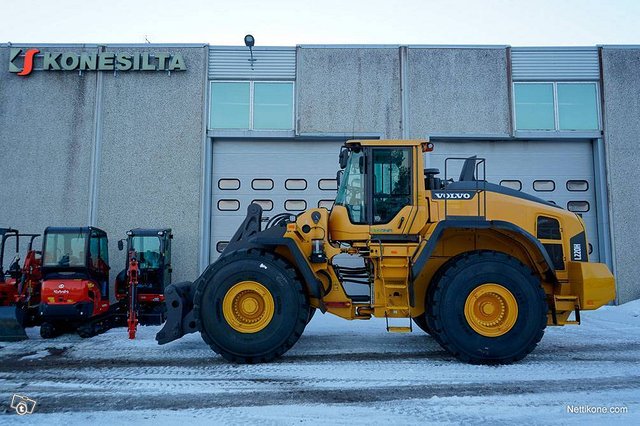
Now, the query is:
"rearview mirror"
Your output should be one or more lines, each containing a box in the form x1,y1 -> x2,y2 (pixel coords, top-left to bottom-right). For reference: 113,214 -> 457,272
339,147 -> 349,169
117,240 -> 124,251
336,170 -> 344,187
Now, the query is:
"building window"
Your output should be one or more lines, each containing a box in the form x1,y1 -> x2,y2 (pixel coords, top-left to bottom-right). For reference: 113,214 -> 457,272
285,179 -> 307,190
533,180 -> 555,192
210,82 -> 250,129
513,82 -> 599,131
251,179 -> 274,190
514,83 -> 555,130
209,81 -> 294,130
253,83 -> 294,130
557,83 -> 599,130
500,180 -> 522,191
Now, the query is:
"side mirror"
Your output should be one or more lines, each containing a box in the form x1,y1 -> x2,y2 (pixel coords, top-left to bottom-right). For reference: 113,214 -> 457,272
339,147 -> 349,169
336,170 -> 344,186
117,240 -> 124,251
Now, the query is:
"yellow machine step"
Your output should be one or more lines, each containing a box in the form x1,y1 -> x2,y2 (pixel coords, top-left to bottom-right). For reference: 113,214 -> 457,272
552,295 -> 581,325
387,326 -> 412,333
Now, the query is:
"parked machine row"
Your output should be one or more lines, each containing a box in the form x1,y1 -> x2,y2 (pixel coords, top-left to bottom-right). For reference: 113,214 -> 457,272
0,227 -> 173,341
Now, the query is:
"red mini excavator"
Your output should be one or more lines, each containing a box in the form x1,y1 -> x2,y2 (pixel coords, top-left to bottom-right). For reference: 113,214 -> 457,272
38,226 -> 128,338
116,228 -> 173,339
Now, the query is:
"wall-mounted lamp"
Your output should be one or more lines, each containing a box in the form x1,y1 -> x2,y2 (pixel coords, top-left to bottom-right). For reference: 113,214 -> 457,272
244,34 -> 256,70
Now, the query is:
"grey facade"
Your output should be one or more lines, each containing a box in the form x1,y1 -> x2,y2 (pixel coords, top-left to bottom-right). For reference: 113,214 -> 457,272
601,47 -> 640,304
1,42 -> 638,304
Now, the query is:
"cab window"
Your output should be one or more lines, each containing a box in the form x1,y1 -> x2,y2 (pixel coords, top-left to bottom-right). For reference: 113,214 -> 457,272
372,148 -> 411,224
335,149 -> 367,224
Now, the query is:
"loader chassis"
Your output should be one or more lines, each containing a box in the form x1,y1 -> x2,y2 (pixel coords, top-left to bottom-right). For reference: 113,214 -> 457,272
158,139 -> 615,365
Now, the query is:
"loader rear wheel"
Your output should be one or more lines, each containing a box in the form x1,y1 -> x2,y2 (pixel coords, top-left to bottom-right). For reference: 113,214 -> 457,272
194,249 -> 309,364
428,250 -> 547,364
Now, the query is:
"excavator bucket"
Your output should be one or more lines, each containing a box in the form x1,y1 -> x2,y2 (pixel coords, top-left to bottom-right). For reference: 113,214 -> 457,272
0,306 -> 28,341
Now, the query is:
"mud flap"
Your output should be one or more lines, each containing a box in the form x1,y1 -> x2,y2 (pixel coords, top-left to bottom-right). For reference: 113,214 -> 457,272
0,306 -> 28,341
155,281 -> 198,345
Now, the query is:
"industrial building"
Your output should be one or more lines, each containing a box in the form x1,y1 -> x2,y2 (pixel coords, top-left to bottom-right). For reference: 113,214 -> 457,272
1,42 -> 638,303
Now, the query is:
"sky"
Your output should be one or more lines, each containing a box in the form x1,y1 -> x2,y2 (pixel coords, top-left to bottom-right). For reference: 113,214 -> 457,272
1,0 -> 639,46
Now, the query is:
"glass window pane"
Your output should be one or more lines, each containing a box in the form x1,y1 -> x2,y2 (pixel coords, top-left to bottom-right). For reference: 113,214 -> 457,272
372,148 -> 411,224
210,82 -> 250,129
253,83 -> 293,130
514,83 -> 555,130
557,83 -> 599,130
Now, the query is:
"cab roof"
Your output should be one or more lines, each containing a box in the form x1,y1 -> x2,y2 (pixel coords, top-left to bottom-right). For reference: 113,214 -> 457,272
345,139 -> 430,147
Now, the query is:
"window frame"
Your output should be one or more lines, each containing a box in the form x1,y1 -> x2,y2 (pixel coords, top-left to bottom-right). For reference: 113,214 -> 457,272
209,80 -> 295,131
512,81 -> 601,132
368,146 -> 413,225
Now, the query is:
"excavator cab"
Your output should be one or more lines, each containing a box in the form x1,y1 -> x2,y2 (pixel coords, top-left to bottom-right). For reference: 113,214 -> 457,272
0,228 -> 21,290
41,227 -> 110,299
116,228 -> 172,325
0,230 -> 42,341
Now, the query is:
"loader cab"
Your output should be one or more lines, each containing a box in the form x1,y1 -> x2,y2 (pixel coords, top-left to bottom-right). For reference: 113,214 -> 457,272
41,227 -> 110,299
331,139 -> 430,241
117,228 -> 172,295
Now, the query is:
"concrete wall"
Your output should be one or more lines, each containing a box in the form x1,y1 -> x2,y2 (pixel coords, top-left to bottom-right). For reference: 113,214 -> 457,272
97,46 -> 207,283
601,47 -> 640,304
0,46 -> 97,249
407,48 -> 511,137
296,48 -> 402,138
0,45 -> 206,285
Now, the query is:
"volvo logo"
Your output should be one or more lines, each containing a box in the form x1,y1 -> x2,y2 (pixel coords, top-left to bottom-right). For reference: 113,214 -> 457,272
432,192 -> 475,200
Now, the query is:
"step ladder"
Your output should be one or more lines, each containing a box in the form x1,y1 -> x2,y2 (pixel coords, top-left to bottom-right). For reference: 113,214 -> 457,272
376,249 -> 413,333
552,295 -> 581,325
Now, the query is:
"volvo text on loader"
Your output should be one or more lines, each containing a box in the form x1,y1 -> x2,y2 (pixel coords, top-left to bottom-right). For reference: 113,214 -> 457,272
157,139 -> 615,365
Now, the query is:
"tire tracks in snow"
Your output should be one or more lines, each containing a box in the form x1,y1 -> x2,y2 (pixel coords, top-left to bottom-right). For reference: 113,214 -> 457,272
5,376 -> 640,414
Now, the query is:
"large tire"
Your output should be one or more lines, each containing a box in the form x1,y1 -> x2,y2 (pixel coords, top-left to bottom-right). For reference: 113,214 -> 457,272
428,250 -> 547,364
412,314 -> 431,334
194,249 -> 309,364
306,306 -> 316,324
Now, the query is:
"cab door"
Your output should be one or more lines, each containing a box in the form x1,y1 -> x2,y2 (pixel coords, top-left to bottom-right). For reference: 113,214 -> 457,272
368,147 -> 416,238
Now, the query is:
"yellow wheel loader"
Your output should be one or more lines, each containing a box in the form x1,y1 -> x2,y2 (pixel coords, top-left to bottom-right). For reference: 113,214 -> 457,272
157,139 -> 615,364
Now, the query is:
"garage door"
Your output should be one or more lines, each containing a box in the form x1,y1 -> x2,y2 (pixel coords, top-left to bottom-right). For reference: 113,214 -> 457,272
210,140 -> 344,261
428,140 -> 599,261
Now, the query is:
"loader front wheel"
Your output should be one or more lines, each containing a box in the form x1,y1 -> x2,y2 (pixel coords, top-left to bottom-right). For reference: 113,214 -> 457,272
194,250 -> 309,364
412,314 -> 432,335
428,250 -> 547,364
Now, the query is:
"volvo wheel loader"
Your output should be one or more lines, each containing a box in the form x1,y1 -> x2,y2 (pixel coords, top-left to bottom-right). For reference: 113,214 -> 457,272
157,139 -> 615,364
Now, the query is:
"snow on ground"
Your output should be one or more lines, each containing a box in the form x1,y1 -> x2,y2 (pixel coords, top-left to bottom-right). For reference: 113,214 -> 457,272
1,300 -> 639,425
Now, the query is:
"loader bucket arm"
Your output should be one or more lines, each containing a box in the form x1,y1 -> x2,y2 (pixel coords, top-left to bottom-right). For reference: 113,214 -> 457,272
155,281 -> 198,344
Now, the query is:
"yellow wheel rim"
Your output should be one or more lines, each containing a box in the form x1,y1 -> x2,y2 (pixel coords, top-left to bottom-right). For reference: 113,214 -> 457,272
464,283 -> 518,338
222,281 -> 275,333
